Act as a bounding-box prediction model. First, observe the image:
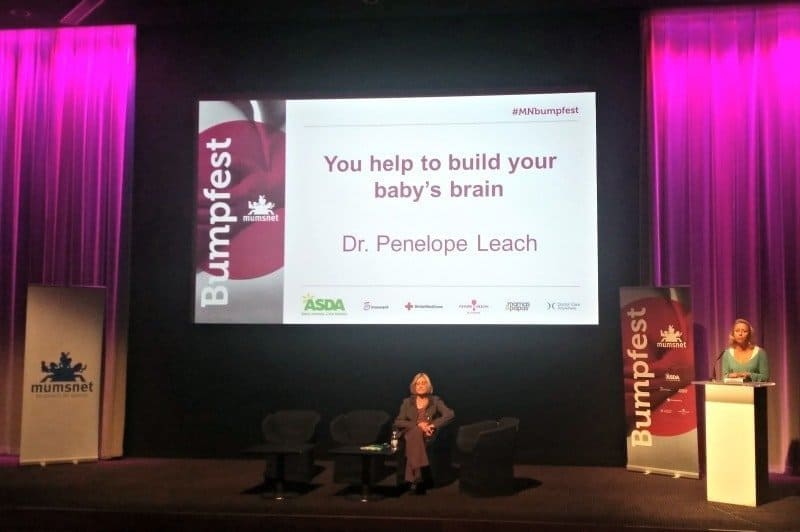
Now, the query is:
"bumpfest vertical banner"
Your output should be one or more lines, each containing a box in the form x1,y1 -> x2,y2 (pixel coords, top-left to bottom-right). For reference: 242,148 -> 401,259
20,285 -> 105,465
195,100 -> 286,323
620,286 -> 699,478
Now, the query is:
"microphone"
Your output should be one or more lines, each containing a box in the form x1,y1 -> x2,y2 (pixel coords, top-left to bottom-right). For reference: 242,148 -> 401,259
711,349 -> 725,381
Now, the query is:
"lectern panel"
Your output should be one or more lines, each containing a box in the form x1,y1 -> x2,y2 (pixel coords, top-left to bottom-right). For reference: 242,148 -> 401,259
706,386 -> 756,506
698,381 -> 771,507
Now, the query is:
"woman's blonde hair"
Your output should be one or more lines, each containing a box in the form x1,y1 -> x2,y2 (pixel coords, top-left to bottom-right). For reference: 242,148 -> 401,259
409,372 -> 433,395
729,318 -> 754,347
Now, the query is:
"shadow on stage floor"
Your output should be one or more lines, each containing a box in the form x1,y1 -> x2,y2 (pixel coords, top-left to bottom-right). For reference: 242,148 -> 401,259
1,457 -> 800,531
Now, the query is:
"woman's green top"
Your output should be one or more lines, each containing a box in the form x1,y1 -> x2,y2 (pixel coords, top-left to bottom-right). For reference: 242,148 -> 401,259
722,346 -> 769,382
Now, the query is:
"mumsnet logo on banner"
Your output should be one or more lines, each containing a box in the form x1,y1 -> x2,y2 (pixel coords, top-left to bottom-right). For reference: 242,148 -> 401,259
656,325 -> 687,348
31,351 -> 96,395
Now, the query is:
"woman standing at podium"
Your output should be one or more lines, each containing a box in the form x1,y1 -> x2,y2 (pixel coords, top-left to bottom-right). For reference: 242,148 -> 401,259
394,372 -> 454,494
722,318 -> 770,382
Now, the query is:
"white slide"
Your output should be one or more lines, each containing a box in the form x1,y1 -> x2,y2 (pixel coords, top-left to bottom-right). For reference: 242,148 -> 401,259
196,92 -> 597,325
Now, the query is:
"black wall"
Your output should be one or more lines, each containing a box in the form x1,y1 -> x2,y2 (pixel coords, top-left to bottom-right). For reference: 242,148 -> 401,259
127,10 -> 643,465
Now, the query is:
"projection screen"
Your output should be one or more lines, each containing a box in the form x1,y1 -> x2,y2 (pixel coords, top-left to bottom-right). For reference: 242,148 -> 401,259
194,91 -> 597,324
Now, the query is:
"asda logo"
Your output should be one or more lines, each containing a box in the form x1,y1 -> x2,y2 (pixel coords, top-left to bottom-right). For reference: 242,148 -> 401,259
302,294 -> 347,315
304,299 -> 345,312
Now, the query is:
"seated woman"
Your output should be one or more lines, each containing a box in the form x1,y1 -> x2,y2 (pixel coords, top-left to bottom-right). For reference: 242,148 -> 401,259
394,372 -> 454,494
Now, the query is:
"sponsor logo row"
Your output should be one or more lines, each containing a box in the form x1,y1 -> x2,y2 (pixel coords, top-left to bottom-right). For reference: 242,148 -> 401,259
301,294 -> 582,316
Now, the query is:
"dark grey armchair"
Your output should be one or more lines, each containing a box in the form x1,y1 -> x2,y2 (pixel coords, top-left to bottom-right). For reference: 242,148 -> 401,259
329,409 -> 391,484
456,417 -> 519,495
260,409 -> 320,483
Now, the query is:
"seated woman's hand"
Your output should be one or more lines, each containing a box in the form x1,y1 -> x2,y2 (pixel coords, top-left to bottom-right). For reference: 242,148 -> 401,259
418,421 -> 435,436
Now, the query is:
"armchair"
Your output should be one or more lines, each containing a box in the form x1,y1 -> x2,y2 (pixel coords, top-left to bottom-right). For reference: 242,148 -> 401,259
329,409 -> 391,484
259,409 -> 320,484
456,417 -> 519,495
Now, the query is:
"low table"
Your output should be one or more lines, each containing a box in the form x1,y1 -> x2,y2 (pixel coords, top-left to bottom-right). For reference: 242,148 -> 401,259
242,442 -> 315,500
330,444 -> 397,502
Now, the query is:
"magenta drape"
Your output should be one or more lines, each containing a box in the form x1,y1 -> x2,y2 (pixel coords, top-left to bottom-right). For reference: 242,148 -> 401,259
645,4 -> 800,471
0,26 -> 135,457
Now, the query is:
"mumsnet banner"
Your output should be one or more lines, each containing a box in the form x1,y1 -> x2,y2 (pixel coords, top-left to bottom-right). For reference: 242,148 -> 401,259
620,286 -> 699,478
20,285 -> 105,465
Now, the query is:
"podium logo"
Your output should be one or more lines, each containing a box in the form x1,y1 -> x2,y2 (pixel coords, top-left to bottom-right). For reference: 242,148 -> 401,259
31,352 -> 95,394
656,325 -> 687,348
243,194 -> 280,222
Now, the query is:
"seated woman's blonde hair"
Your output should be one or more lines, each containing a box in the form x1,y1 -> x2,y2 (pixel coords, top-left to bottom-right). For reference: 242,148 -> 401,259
409,372 -> 433,395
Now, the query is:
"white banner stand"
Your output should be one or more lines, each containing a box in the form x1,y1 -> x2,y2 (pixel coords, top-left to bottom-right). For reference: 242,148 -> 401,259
20,285 -> 105,465
620,286 -> 699,479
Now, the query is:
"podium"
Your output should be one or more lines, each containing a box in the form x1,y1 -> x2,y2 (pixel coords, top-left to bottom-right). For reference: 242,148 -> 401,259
695,381 -> 774,506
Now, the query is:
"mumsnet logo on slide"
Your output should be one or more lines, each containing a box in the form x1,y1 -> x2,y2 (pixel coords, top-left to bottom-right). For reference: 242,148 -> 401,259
242,194 -> 280,222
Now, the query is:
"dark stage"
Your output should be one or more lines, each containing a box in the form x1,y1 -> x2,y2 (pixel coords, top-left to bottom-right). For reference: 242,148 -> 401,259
2,457 -> 799,531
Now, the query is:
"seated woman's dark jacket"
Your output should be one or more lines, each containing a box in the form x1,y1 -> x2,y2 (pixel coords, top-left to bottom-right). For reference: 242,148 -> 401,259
394,395 -> 454,433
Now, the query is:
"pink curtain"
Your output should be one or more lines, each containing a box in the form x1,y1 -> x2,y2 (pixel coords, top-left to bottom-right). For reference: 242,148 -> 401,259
645,4 -> 800,471
0,26 -> 135,457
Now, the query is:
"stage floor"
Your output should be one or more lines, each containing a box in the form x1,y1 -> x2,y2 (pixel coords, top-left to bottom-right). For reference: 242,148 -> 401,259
1,457 -> 799,531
